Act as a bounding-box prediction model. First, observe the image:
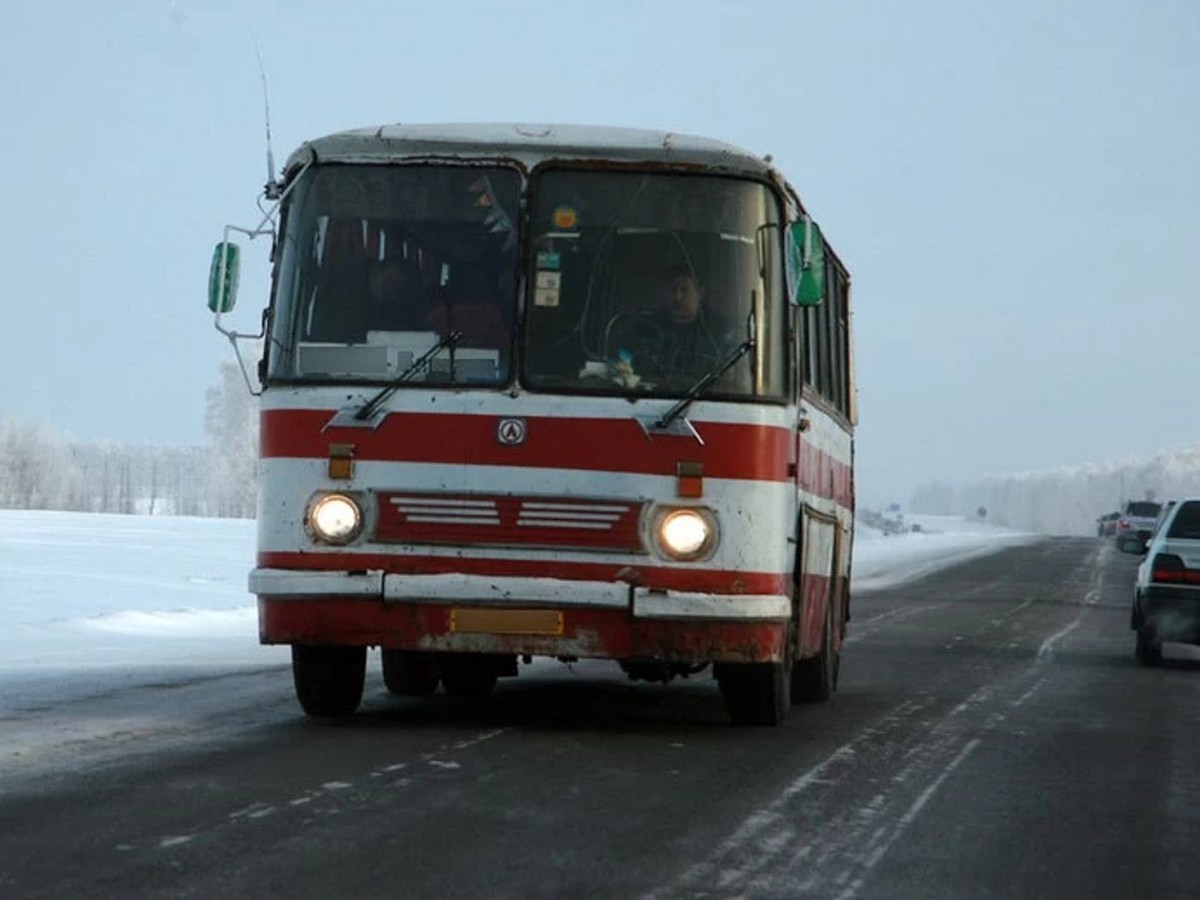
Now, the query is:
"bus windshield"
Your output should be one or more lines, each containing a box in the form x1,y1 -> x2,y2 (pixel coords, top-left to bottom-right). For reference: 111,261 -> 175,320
266,164 -> 521,386
522,170 -> 786,400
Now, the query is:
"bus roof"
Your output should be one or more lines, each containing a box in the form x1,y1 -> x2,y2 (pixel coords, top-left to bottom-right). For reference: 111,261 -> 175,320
284,122 -> 781,183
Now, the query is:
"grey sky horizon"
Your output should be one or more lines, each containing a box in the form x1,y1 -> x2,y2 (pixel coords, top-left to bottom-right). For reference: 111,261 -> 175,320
2,0 -> 1196,508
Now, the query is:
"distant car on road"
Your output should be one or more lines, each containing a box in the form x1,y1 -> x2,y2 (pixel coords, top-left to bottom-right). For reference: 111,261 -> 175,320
1131,497 -> 1200,665
1115,500 -> 1162,552
1096,512 -> 1120,538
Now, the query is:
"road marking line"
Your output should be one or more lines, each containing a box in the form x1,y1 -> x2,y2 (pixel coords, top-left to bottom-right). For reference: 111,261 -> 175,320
1011,678 -> 1045,708
845,604 -> 944,645
653,541 -> 1106,898
1037,547 -> 1104,660
450,727 -> 511,751
835,738 -> 982,900
651,699 -> 938,897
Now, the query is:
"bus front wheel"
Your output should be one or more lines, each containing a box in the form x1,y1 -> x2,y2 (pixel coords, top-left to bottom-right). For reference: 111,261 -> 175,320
292,645 -> 366,717
717,660 -> 790,725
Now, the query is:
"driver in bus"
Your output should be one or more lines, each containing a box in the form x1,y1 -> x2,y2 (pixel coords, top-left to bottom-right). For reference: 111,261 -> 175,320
649,265 -> 730,381
606,264 -> 732,386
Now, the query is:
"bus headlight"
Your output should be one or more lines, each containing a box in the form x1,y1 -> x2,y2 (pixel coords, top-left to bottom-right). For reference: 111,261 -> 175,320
307,493 -> 363,545
655,507 -> 717,561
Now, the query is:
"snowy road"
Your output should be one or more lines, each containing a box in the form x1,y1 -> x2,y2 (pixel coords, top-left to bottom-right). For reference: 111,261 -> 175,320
3,533 -> 1200,898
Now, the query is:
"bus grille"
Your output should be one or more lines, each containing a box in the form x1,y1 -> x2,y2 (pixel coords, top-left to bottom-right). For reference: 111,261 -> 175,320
374,492 -> 645,552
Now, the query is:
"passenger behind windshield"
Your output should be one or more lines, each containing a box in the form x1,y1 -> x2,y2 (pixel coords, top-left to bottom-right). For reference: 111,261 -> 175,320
358,257 -> 429,336
266,164 -> 521,386
426,263 -> 513,373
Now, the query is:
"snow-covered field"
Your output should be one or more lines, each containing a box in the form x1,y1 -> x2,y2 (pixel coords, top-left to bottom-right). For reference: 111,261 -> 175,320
0,510 -> 284,673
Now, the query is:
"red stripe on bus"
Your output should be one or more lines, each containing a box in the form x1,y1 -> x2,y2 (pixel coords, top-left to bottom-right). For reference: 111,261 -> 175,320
796,437 -> 855,510
261,409 -> 794,483
260,408 -> 855,506
256,550 -> 788,596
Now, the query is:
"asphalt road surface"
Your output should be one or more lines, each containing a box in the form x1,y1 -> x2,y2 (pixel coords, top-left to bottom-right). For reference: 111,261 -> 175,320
2,538 -> 1199,899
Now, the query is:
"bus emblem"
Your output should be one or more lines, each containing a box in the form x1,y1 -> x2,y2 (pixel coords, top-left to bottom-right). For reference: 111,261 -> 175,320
497,418 -> 527,445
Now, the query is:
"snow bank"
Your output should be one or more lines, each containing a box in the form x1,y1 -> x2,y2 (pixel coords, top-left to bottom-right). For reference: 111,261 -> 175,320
852,514 -> 1036,592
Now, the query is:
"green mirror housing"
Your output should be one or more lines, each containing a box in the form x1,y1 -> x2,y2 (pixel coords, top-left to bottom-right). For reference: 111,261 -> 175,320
208,241 -> 241,313
787,218 -> 825,307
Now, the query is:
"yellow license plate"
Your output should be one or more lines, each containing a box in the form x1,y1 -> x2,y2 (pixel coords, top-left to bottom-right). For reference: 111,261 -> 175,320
449,608 -> 564,636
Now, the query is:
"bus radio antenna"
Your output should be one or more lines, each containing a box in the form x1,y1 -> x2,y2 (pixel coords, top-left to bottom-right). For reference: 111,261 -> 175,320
254,40 -> 281,200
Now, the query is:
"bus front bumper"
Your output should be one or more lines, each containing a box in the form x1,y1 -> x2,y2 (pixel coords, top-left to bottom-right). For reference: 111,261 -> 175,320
249,568 -> 790,663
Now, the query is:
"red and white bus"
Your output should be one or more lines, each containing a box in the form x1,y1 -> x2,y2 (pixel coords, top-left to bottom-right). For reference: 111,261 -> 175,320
209,124 -> 855,725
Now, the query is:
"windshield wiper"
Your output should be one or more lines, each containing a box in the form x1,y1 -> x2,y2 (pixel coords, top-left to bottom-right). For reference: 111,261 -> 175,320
654,336 -> 755,430
354,331 -> 463,421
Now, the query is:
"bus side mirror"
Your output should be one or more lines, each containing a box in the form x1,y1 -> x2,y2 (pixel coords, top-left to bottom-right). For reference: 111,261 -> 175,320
208,241 -> 241,313
787,217 -> 825,307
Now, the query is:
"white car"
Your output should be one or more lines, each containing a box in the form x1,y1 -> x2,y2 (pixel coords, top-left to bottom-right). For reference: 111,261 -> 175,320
1116,499 -> 1163,552
1131,497 -> 1200,665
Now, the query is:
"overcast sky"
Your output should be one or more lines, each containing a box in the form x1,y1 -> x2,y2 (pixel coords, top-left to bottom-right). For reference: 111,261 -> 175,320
1,0 -> 1196,506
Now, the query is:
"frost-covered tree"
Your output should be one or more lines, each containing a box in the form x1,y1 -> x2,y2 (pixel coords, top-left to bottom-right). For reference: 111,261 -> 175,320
912,446 -> 1200,535
204,358 -> 259,518
0,419 -> 245,517
0,421 -> 79,509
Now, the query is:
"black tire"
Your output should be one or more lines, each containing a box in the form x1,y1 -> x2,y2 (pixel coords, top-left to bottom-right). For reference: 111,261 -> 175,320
1130,598 -> 1143,631
292,645 -> 366,717
381,649 -> 440,696
1135,628 -> 1163,667
439,655 -> 499,697
792,598 -> 839,703
717,659 -> 791,726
